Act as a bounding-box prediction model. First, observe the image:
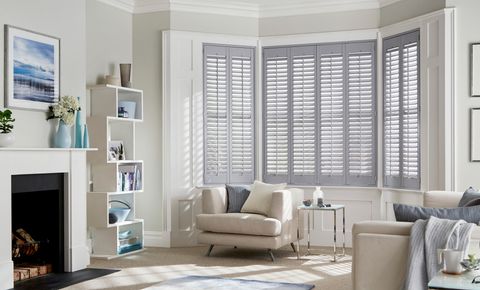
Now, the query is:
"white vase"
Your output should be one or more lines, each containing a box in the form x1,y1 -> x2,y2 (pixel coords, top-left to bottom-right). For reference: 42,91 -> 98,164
0,133 -> 15,147
312,186 -> 325,206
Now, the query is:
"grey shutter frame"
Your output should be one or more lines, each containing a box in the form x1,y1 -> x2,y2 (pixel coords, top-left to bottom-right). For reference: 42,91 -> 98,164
383,30 -> 420,190
263,47 -> 290,183
317,43 -> 346,185
203,44 -> 255,185
291,45 -> 317,185
345,41 -> 377,186
229,47 -> 255,184
204,45 -> 229,184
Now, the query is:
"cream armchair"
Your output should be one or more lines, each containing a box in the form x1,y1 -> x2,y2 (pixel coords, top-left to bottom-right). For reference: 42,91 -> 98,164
352,191 -> 480,290
196,187 -> 304,261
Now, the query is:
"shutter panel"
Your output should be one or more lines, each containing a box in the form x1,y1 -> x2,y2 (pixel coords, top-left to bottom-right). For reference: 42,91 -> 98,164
264,48 -> 289,183
383,30 -> 420,189
291,46 -> 316,184
384,44 -> 401,188
230,47 -> 255,183
346,42 -> 376,186
318,44 -> 345,185
401,36 -> 420,189
204,46 -> 228,184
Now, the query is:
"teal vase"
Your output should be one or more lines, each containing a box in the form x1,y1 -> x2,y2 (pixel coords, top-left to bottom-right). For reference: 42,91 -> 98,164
75,108 -> 83,148
83,124 -> 89,148
55,120 -> 72,148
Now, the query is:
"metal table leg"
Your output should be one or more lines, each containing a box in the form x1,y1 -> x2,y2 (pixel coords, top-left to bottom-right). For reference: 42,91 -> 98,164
296,209 -> 300,259
307,210 -> 311,255
333,210 -> 337,262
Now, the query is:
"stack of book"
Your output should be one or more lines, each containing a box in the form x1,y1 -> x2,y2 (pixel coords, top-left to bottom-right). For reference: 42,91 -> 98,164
117,165 -> 142,191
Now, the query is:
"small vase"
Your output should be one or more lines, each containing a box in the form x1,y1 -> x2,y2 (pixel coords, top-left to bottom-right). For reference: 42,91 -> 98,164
75,106 -> 83,148
55,120 -> 72,148
83,124 -> 89,148
0,132 -> 15,147
119,63 -> 132,87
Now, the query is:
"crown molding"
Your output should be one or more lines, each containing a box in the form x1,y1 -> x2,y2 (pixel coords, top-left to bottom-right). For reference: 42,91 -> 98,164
96,0 -> 136,13
259,0 -> 380,18
99,0 -> 406,17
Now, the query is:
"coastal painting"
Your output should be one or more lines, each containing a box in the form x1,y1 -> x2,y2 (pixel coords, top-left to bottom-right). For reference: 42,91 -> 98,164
5,26 -> 59,111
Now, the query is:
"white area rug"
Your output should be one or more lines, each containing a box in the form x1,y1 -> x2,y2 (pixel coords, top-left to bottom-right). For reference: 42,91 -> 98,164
144,275 -> 314,290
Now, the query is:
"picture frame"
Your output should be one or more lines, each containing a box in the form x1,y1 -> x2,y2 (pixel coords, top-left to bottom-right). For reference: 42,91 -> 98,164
471,43 -> 480,96
471,108 -> 480,161
108,140 -> 125,161
4,25 -> 60,111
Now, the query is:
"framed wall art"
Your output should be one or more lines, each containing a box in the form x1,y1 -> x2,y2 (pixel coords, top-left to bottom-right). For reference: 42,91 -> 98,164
4,25 -> 60,111
471,43 -> 480,96
471,108 -> 480,161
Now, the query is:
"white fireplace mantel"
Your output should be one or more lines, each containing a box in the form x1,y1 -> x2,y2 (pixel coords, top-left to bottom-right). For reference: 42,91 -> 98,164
0,148 -> 94,289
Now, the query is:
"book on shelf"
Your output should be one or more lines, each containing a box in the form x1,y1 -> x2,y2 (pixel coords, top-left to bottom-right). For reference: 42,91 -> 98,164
117,165 -> 142,191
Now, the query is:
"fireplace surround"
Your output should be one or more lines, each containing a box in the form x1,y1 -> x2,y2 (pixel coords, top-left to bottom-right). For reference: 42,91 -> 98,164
0,148 -> 91,289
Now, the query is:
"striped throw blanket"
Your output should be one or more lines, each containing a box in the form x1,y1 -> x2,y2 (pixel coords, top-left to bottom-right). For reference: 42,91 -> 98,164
404,216 -> 475,290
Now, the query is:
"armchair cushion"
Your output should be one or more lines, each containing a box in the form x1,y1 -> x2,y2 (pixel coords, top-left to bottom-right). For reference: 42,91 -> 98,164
241,180 -> 286,216
226,185 -> 251,213
196,213 -> 282,237
393,203 -> 480,223
458,187 -> 480,207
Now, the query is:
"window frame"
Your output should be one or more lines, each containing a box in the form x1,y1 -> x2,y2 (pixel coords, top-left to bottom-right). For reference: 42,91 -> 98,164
203,43 -> 256,185
262,40 -> 377,187
382,29 -> 421,190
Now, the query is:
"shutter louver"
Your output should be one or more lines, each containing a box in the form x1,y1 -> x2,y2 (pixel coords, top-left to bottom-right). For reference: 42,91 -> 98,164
230,48 -> 255,183
318,45 -> 345,185
291,46 -> 316,184
346,43 -> 376,186
383,30 -> 420,189
203,45 -> 255,184
264,48 -> 289,183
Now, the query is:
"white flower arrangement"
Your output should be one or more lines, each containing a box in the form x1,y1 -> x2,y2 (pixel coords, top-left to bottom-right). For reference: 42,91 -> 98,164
47,96 -> 81,126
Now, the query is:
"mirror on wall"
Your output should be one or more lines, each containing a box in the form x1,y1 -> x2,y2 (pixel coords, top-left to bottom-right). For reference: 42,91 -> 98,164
471,44 -> 480,96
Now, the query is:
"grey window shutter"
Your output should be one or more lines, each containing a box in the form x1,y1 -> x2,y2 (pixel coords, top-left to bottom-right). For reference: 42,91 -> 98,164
203,45 -> 255,185
291,46 -> 317,185
383,30 -> 420,189
345,42 -> 376,186
204,46 -> 229,184
263,48 -> 290,183
317,44 -> 346,185
229,47 -> 255,183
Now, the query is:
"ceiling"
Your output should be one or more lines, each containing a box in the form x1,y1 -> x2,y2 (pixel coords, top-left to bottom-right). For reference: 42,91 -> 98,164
100,0 -> 403,17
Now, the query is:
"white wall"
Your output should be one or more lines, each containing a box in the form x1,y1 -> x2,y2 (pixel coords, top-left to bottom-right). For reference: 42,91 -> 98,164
86,0 -> 132,86
445,0 -> 480,190
259,9 -> 379,36
380,0 -> 446,27
0,0 -> 86,148
132,12 -> 170,238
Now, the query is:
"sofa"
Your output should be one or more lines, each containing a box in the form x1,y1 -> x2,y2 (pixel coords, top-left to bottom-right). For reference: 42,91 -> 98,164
196,187 -> 304,261
352,191 -> 480,290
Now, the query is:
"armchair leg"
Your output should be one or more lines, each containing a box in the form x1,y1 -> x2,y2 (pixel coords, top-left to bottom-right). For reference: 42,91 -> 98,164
267,249 -> 275,262
290,242 -> 296,253
206,245 -> 214,257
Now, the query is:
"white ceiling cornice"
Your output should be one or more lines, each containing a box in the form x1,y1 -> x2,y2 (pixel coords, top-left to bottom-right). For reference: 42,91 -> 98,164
99,0 -> 405,17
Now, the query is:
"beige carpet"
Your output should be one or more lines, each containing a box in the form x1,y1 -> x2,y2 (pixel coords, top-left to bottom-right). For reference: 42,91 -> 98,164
64,246 -> 352,290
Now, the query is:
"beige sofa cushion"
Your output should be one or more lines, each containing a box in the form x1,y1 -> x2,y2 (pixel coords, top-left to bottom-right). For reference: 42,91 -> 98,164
196,213 -> 282,237
241,180 -> 286,216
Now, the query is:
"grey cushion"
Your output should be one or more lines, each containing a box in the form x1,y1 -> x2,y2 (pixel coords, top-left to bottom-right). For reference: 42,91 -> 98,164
226,185 -> 250,213
393,203 -> 480,223
458,187 -> 480,207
